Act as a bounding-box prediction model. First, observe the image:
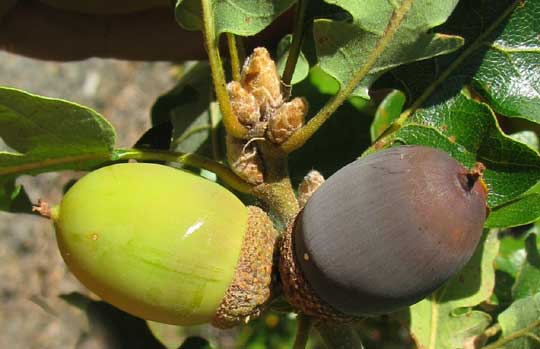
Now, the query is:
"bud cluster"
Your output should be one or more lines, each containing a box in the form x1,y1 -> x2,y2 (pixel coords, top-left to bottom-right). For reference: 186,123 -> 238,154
226,47 -> 308,184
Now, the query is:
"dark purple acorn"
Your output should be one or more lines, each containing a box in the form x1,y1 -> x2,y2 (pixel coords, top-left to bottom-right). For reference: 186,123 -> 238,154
280,146 -> 488,318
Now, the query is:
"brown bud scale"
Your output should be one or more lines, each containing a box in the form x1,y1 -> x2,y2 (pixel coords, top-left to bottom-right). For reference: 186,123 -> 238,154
267,97 -> 307,144
241,47 -> 283,116
226,135 -> 264,185
227,81 -> 261,127
297,170 -> 325,209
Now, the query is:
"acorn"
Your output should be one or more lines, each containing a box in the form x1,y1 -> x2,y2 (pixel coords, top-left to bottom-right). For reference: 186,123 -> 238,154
280,145 -> 489,319
47,163 -> 277,328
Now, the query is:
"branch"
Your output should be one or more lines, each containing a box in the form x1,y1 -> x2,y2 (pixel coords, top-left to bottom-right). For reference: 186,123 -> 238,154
281,0 -> 414,153
227,33 -> 242,81
200,0 -> 248,139
293,314 -> 312,349
315,321 -> 364,349
282,0 -> 309,87
481,320 -> 540,349
114,148 -> 252,194
370,0 -> 520,148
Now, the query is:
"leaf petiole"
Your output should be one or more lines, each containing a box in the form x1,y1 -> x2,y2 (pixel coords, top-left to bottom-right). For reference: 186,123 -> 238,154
369,0 -> 521,150
114,148 -> 252,193
315,321 -> 364,349
293,314 -> 312,349
227,33 -> 242,81
280,0 -> 414,154
481,320 -> 540,349
282,0 -> 309,87
200,0 -> 248,139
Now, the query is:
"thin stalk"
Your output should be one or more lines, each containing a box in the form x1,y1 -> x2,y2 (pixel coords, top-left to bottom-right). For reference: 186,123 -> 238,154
282,0 -> 309,86
252,143 -> 299,224
200,0 -> 248,139
481,321 -> 540,349
114,148 -> 252,193
315,321 -> 364,349
281,0 -> 414,153
483,324 -> 502,340
293,314 -> 312,349
209,101 -> 221,160
236,35 -> 247,67
372,0 -> 520,145
227,33 -> 242,81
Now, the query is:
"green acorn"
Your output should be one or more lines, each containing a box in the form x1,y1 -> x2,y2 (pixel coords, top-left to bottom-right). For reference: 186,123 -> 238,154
48,163 -> 277,328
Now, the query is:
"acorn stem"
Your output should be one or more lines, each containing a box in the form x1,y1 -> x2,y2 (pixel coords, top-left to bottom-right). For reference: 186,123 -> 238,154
481,320 -> 540,349
459,162 -> 486,192
252,142 -> 299,224
114,148 -> 253,194
32,199 -> 51,219
315,321 -> 364,349
293,314 -> 312,349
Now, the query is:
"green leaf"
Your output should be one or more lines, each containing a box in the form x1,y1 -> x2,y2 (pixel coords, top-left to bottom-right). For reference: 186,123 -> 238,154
277,35 -> 310,85
0,178 -> 33,213
487,176 -> 540,229
497,293 -> 540,349
150,63 -> 219,158
406,230 -> 499,349
175,0 -> 295,36
370,0 -> 540,229
513,234 -> 540,301
314,0 -> 464,99
487,194 -> 540,229
510,131 -> 540,151
470,0 -> 540,124
0,87 -> 116,213
370,89 -> 406,141
496,228 -> 533,278
385,1 -> 538,123
493,226 -> 537,307
289,69 -> 373,183
385,89 -> 540,213
308,66 -> 340,96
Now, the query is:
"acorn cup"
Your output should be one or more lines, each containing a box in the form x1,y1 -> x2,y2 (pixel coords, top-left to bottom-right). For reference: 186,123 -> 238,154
280,145 -> 489,319
47,163 -> 277,328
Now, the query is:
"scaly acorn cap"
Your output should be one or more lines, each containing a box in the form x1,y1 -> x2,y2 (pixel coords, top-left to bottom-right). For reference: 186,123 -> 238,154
213,206 -> 279,328
278,219 -> 354,322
